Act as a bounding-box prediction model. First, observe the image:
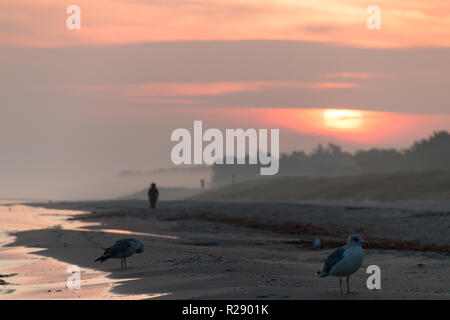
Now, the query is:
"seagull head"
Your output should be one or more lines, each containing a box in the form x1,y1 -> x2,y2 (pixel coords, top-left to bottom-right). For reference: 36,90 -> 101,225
346,234 -> 364,246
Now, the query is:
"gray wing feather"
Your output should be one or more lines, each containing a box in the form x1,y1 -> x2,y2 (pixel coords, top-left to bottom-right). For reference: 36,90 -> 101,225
322,247 -> 345,273
107,239 -> 133,256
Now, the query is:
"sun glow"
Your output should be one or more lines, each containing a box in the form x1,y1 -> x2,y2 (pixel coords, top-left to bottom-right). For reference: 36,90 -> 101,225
323,109 -> 363,130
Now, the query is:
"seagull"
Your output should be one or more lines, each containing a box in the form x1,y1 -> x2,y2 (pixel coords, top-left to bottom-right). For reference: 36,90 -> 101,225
317,234 -> 365,294
312,236 -> 321,249
95,238 -> 144,269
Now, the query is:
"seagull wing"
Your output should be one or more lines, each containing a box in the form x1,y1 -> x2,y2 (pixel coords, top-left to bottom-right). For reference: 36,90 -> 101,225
108,239 -> 134,256
318,247 -> 345,277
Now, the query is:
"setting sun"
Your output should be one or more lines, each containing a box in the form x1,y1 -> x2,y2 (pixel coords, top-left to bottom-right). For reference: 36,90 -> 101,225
323,109 -> 363,130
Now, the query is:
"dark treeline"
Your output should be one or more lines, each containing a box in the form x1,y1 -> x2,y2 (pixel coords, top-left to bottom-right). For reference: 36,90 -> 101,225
210,131 -> 450,187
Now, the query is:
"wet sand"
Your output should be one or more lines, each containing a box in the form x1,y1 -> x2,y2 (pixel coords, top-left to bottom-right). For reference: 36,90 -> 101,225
1,200 -> 449,299
0,202 -> 167,299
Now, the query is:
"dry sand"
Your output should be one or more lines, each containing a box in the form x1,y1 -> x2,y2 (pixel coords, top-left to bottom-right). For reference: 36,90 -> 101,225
0,200 -> 449,299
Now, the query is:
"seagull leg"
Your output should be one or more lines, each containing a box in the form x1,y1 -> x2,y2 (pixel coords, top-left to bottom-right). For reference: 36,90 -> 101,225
124,258 -> 127,269
346,275 -> 350,294
339,277 -> 343,295
121,258 -> 123,269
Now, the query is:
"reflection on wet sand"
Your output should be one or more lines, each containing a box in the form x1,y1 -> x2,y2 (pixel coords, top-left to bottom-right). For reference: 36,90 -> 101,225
74,228 -> 179,240
0,202 -> 169,299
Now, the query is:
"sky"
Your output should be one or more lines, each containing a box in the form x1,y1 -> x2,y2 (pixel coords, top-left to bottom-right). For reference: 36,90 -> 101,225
1,0 -> 450,199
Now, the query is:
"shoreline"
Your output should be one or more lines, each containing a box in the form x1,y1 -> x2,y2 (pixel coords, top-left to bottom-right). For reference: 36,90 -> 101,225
0,203 -> 167,299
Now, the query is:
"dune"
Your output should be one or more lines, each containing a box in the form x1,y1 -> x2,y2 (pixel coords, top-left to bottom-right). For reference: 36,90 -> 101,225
192,171 -> 450,202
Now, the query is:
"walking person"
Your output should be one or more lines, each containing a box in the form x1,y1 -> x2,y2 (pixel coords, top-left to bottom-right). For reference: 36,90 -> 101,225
147,182 -> 159,209
200,178 -> 205,190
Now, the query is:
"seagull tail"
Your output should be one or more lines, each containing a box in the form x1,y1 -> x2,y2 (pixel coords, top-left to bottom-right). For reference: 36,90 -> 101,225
317,270 -> 328,277
94,254 -> 110,263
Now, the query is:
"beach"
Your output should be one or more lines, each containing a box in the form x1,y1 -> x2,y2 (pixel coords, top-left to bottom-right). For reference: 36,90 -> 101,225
0,200 -> 449,299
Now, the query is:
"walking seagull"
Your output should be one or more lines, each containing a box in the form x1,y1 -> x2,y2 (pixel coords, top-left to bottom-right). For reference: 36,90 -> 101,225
317,234 -> 365,294
95,238 -> 144,269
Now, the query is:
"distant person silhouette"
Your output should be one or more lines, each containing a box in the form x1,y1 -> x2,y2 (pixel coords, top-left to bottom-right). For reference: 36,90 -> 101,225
200,178 -> 205,190
147,183 -> 159,209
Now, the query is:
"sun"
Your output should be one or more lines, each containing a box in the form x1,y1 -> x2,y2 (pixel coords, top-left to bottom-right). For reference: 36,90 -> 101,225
323,109 -> 363,130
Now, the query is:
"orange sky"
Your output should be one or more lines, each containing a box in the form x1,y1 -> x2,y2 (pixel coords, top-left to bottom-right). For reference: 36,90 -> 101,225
146,106 -> 450,148
1,0 -> 450,48
244,108 -> 450,144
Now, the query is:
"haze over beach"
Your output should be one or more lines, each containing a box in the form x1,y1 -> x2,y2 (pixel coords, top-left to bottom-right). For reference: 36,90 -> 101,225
0,0 -> 449,301
2,0 -> 450,200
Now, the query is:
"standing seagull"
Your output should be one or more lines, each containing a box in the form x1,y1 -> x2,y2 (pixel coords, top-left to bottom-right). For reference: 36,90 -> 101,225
317,234 -> 365,294
312,236 -> 321,249
95,238 -> 144,269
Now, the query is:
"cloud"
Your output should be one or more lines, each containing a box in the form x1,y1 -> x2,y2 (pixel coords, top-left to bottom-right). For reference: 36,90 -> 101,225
75,81 -> 360,104
3,40 -> 449,114
321,73 -> 380,79
302,24 -> 339,34
1,0 -> 450,48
